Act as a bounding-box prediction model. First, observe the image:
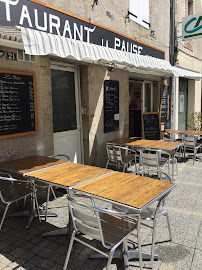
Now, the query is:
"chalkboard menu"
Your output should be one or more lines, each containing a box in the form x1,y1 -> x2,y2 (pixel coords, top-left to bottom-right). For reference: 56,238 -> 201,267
104,80 -> 119,133
0,70 -> 38,139
160,84 -> 169,124
141,112 -> 161,140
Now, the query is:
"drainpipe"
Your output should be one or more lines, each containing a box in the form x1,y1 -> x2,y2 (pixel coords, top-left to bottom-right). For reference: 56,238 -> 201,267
170,0 -> 176,129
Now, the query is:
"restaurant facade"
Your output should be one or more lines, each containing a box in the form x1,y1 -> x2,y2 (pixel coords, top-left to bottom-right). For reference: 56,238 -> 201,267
0,0 -> 201,167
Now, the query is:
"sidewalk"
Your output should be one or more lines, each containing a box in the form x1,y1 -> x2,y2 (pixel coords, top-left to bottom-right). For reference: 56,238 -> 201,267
0,158 -> 201,270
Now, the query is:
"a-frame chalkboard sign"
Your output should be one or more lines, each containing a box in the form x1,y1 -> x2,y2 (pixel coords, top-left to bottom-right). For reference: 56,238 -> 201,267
0,70 -> 38,139
141,112 -> 161,140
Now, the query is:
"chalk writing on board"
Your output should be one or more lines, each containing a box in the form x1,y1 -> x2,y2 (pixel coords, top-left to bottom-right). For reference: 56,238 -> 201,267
142,112 -> 161,140
0,71 -> 38,138
160,84 -> 169,123
104,80 -> 119,133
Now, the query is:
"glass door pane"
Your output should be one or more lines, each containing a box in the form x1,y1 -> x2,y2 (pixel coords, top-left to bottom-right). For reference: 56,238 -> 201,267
143,82 -> 153,113
178,79 -> 188,130
51,70 -> 77,132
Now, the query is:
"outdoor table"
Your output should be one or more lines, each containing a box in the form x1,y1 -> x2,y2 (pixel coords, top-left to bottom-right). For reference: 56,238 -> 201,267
126,139 -> 183,181
165,129 -> 202,137
0,156 -> 175,265
0,156 -> 112,230
106,137 -> 137,145
71,170 -> 175,263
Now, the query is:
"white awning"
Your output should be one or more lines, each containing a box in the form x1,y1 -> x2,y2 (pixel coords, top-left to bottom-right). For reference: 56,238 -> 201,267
173,66 -> 202,80
0,26 -> 202,79
19,27 -> 174,76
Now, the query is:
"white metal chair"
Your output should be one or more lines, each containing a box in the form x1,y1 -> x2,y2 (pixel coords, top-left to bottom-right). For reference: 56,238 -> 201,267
0,171 -> 40,230
63,194 -> 143,270
139,149 -> 170,178
106,144 -> 137,172
34,154 -> 70,221
131,169 -> 172,268
183,135 -> 202,163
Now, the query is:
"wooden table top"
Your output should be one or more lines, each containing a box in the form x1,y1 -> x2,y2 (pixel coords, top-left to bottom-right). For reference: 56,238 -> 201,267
24,162 -> 112,188
126,139 -> 183,151
165,129 -> 202,136
106,138 -> 137,145
73,171 -> 175,211
0,155 -> 68,174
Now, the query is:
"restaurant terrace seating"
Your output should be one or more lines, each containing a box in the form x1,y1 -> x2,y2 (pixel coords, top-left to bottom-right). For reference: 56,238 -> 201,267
63,194 -> 143,270
106,144 -> 137,172
183,135 -> 202,163
131,169 -> 172,268
0,171 -> 40,230
139,149 -> 170,178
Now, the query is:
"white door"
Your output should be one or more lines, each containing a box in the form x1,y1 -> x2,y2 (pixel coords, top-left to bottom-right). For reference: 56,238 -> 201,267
51,64 -> 83,163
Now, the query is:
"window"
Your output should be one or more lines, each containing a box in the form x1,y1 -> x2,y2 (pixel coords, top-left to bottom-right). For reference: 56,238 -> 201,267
129,0 -> 150,29
185,0 -> 194,16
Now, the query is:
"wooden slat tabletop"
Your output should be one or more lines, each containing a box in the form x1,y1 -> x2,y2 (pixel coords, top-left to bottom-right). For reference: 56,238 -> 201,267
126,139 -> 183,150
73,171 -> 175,211
165,129 -> 202,136
106,138 -> 137,145
0,155 -> 68,174
26,162 -> 112,187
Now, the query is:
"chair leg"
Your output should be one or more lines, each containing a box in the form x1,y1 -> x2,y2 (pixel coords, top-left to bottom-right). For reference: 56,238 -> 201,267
123,164 -> 127,173
150,217 -> 157,269
106,160 -> 109,169
176,159 -> 178,175
123,241 -> 129,270
45,186 -> 51,221
137,219 -> 143,270
33,187 -> 41,223
63,230 -> 76,270
50,186 -> 57,200
165,212 -> 172,241
0,203 -> 10,230
106,248 -> 115,270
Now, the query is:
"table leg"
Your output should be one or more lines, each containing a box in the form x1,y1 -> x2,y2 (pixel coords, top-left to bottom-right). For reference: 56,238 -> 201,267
42,226 -> 68,237
9,188 -> 57,229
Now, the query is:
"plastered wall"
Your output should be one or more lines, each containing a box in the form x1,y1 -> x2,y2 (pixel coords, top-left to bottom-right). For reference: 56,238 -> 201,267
0,46 -> 54,162
41,0 -> 170,60
175,0 -> 202,121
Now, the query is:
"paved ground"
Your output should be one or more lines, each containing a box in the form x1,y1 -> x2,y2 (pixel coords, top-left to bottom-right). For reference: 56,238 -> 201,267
0,155 -> 202,270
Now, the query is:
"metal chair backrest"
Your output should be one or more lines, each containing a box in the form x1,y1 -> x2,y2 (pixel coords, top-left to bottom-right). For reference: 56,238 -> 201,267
68,195 -> 138,248
106,144 -> 123,163
183,136 -> 195,148
140,149 -> 160,169
133,169 -> 172,183
0,172 -> 32,203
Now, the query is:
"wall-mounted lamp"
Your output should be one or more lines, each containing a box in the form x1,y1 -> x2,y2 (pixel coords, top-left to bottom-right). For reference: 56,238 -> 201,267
108,63 -> 117,72
0,50 -> 4,57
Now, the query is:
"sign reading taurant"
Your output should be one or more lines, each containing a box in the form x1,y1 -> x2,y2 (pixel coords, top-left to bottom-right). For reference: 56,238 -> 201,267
0,0 -> 164,59
182,13 -> 202,40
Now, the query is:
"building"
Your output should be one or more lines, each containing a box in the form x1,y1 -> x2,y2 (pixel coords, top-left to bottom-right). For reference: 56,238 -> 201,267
0,0 -> 201,167
173,0 -> 202,130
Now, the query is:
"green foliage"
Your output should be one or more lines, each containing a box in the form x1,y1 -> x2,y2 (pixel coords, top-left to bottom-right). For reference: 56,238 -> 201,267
187,112 -> 202,131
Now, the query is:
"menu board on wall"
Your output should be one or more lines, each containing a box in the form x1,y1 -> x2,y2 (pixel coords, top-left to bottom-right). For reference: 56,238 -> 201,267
104,80 -> 119,133
0,70 -> 38,139
160,84 -> 169,124
141,112 -> 161,140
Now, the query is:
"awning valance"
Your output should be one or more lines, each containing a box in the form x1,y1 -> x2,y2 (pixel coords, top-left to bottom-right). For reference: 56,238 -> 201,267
173,66 -> 202,80
0,26 -> 202,79
19,27 -> 174,76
